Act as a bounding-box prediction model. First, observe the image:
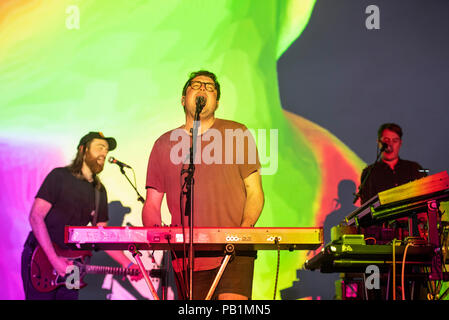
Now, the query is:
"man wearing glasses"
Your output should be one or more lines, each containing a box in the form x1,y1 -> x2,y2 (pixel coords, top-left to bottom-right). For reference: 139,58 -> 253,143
142,70 -> 264,300
359,123 -> 426,204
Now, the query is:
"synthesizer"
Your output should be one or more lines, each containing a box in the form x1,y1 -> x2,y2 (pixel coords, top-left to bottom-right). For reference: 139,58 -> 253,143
345,171 -> 449,227
65,226 -> 323,251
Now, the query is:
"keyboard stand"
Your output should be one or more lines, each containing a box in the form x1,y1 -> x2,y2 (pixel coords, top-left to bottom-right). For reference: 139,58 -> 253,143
128,244 -> 160,300
205,244 -> 235,300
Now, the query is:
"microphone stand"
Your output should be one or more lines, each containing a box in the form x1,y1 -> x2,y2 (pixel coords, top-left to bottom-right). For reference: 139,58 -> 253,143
181,101 -> 203,300
113,162 -> 169,299
118,166 -> 145,204
353,144 -> 386,204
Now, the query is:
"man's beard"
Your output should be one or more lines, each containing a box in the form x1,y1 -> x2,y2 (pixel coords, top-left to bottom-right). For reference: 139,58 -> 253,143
84,151 -> 104,174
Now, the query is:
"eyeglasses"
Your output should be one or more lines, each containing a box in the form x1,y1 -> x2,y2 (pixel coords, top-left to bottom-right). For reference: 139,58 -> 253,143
190,80 -> 216,92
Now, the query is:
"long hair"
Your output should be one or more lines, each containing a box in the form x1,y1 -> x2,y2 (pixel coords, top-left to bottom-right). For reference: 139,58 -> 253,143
66,141 -> 102,190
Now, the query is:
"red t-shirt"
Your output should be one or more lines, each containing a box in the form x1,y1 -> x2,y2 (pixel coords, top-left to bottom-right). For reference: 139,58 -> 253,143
146,118 -> 260,271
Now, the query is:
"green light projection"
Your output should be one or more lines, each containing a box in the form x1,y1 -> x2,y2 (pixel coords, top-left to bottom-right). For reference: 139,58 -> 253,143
0,0 -> 368,300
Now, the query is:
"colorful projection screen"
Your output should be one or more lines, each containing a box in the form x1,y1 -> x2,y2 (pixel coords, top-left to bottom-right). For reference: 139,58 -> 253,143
2,0 -> 447,300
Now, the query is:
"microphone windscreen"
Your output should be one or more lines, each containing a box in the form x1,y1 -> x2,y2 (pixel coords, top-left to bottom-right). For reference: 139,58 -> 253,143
196,96 -> 206,106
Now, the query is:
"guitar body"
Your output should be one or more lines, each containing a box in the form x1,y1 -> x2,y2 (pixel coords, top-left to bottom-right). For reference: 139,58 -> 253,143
30,243 -> 92,293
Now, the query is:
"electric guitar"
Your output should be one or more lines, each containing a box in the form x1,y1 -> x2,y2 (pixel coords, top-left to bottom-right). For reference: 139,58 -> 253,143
30,243 -> 144,293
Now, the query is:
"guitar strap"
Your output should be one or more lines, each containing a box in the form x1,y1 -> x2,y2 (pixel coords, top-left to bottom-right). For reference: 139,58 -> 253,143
92,187 -> 100,227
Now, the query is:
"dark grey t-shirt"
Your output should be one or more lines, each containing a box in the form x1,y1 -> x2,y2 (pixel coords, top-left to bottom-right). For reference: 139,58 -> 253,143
35,167 -> 108,249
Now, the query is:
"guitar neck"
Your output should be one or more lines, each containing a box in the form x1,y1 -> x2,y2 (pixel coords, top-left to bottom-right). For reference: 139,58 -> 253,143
85,265 -> 141,277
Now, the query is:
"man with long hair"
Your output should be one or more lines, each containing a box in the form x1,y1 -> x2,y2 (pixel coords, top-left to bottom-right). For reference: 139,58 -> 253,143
21,132 -> 142,300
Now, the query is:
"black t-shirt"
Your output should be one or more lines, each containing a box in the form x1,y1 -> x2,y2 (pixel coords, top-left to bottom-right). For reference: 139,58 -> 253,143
34,167 -> 108,249
359,158 -> 426,204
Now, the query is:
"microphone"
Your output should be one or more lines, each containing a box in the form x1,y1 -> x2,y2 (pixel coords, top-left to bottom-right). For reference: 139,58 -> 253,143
108,156 -> 132,168
380,142 -> 392,153
195,96 -> 206,114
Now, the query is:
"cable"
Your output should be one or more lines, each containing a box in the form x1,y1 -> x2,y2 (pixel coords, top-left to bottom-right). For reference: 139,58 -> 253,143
392,238 -> 397,300
273,237 -> 281,300
179,164 -> 189,299
442,225 -> 449,274
401,242 -> 413,300
167,237 -> 188,299
131,167 -> 138,191
353,144 -> 384,203
386,268 -> 391,300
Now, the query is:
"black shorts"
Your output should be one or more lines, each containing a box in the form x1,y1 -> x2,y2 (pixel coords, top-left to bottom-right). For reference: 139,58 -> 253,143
174,255 -> 255,300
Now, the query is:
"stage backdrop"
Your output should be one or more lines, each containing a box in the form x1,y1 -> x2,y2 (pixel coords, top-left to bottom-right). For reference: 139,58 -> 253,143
1,0 -> 447,300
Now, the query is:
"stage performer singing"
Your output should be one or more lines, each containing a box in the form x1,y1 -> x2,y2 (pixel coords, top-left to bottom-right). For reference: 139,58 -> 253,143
357,123 -> 428,300
142,70 -> 265,300
359,123 -> 426,204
